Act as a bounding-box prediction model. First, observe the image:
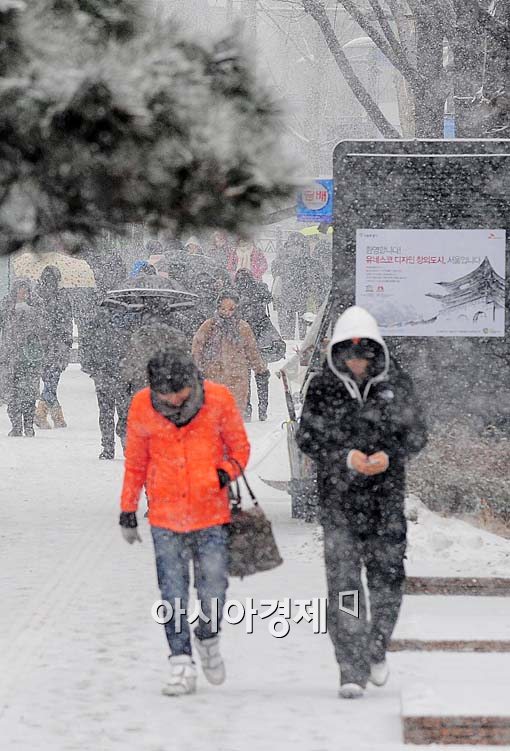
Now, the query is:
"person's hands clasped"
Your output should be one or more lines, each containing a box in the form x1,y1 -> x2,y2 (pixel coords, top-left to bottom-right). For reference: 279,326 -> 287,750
347,449 -> 389,476
366,451 -> 389,475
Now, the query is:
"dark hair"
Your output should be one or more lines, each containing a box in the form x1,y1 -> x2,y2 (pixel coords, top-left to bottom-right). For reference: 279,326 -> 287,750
147,350 -> 198,394
164,239 -> 185,254
284,232 -> 309,255
146,240 -> 164,255
234,269 -> 255,288
40,265 -> 62,285
216,289 -> 239,307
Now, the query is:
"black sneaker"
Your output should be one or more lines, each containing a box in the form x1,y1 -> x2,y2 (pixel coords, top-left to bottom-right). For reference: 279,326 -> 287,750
24,428 -> 36,437
8,428 -> 23,437
258,410 -> 268,422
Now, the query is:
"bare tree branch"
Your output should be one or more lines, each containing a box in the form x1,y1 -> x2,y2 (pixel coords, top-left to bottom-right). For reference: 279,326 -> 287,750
385,0 -> 415,60
339,0 -> 398,63
459,0 -> 509,45
302,0 -> 401,137
338,0 -> 422,92
367,0 -> 403,57
366,0 -> 422,89
432,0 -> 456,34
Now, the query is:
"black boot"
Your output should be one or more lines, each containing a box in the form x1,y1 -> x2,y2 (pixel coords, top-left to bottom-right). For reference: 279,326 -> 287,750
99,446 -> 115,460
23,405 -> 36,437
255,371 -> 270,422
7,404 -> 23,437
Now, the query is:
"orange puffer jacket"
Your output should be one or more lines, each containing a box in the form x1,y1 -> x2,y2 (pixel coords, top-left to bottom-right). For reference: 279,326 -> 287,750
120,381 -> 250,532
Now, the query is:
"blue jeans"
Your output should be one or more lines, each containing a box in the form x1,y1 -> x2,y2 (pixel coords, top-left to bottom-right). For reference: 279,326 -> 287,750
41,365 -> 63,407
151,525 -> 229,656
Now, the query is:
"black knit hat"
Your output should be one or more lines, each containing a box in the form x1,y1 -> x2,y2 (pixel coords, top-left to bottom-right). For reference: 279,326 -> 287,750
147,349 -> 198,394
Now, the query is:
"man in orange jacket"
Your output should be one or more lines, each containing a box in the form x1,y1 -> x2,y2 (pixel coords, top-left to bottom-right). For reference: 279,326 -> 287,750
119,348 -> 250,696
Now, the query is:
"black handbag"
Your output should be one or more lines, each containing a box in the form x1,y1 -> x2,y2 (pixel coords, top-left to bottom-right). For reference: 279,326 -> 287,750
254,315 -> 286,363
227,461 -> 283,579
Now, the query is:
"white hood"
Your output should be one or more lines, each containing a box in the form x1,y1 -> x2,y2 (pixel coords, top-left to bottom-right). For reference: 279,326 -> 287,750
326,306 -> 390,403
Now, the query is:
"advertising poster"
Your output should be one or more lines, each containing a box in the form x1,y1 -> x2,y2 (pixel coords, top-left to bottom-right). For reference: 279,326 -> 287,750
355,229 -> 506,337
296,179 -> 333,223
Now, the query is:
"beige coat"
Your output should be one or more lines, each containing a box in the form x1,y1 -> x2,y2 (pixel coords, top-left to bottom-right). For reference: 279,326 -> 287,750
192,318 -> 267,411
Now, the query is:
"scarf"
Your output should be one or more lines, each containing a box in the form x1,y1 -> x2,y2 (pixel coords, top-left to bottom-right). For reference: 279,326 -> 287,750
237,242 -> 252,271
151,377 -> 205,428
213,312 -> 242,344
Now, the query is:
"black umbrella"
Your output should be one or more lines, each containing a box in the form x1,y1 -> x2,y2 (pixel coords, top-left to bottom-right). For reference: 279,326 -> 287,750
102,285 -> 198,313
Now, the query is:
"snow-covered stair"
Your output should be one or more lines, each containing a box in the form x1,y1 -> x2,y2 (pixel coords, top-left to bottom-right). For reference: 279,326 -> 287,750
391,595 -> 510,652
405,576 -> 510,596
402,680 -> 510,745
396,588 -> 510,744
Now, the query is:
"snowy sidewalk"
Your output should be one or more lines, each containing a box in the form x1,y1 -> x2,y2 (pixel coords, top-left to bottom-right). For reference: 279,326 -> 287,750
1,366 -> 510,750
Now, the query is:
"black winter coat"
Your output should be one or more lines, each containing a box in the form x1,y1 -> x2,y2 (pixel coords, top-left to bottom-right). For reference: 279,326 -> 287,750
238,281 -> 272,332
296,359 -> 427,538
80,298 -> 133,385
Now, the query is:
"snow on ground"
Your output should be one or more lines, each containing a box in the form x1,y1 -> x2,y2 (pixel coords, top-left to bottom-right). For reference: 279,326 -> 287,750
405,499 -> 510,578
1,365 -> 510,751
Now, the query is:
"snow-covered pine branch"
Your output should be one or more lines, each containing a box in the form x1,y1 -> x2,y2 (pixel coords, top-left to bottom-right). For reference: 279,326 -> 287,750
0,0 -> 294,255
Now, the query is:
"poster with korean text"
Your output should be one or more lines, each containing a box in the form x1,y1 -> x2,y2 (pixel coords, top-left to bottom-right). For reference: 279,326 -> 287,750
355,229 -> 506,337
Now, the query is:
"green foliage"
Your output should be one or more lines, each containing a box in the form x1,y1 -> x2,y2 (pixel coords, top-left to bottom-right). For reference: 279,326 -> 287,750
0,1 -> 293,254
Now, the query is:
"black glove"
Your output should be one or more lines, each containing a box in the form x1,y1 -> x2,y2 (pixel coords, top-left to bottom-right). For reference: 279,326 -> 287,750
217,469 -> 231,489
120,511 -> 138,528
119,511 -> 142,544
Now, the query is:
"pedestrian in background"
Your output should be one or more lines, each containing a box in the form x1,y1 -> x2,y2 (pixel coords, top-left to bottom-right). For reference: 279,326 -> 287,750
232,239 -> 268,281
34,266 -> 73,429
192,290 -> 269,418
0,280 -> 43,437
271,232 -> 310,339
234,269 -> 275,420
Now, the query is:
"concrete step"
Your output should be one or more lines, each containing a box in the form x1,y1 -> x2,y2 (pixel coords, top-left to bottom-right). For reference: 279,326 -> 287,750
405,576 -> 510,596
390,595 -> 510,653
402,681 -> 510,745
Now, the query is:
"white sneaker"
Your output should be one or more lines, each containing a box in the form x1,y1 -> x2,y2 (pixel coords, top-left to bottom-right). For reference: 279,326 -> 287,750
339,682 -> 364,699
194,635 -> 226,685
162,655 -> 197,696
369,660 -> 389,687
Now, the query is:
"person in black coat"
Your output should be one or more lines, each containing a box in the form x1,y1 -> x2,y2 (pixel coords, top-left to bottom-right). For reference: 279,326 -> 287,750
296,306 -> 427,699
33,266 -> 73,429
271,232 -> 311,339
234,269 -> 273,421
0,280 -> 44,436
80,292 -> 135,459
235,269 -> 272,328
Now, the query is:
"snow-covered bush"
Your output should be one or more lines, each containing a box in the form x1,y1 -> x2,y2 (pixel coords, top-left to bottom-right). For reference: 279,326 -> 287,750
408,417 -> 510,523
0,0 -> 294,255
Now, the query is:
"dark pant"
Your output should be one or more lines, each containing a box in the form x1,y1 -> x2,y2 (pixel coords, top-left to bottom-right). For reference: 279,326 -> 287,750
246,372 -> 269,419
323,523 -> 406,687
41,365 -> 64,407
277,308 -> 306,340
94,378 -> 131,451
7,366 -> 38,431
151,524 -> 229,656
